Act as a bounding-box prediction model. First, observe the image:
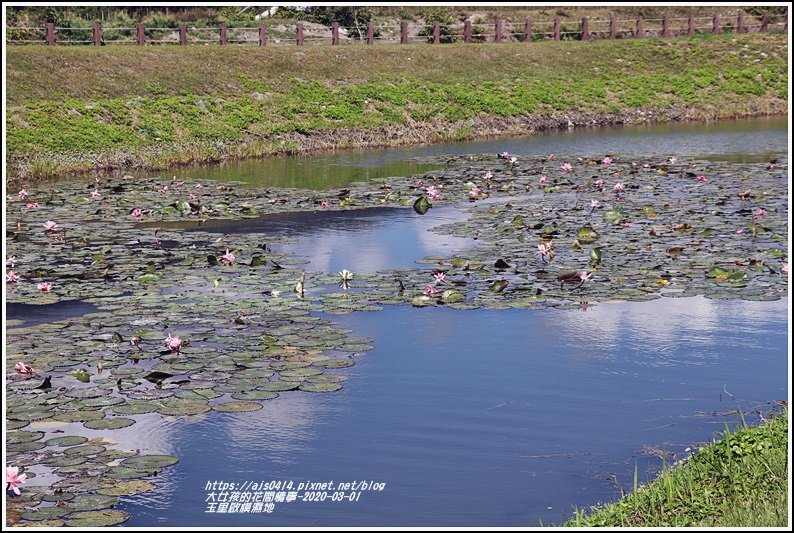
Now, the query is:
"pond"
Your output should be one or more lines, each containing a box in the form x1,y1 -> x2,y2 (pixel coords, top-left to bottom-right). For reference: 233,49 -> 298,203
5,117 -> 788,527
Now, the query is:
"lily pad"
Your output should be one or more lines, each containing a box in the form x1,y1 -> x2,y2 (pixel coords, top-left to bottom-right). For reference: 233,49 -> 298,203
299,383 -> 343,393
83,417 -> 136,430
577,224 -> 600,244
120,454 -> 179,470
212,401 -> 263,412
230,390 -> 279,401
45,435 -> 89,447
97,480 -> 157,496
413,196 -> 431,215
65,510 -> 130,527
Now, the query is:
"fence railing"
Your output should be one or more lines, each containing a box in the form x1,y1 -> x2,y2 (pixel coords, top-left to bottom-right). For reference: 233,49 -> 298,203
6,12 -> 788,46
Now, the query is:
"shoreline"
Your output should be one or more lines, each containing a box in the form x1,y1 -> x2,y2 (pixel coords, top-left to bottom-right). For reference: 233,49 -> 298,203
7,103 -> 787,185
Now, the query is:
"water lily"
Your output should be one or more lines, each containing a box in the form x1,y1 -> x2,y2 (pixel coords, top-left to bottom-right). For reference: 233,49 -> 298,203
219,249 -> 236,265
433,272 -> 446,283
130,208 -> 142,217
782,263 -> 789,275
643,163 -> 651,169
696,175 -> 707,182
756,207 -> 766,217
668,157 -> 678,163
18,189 -> 29,199
613,183 -> 625,192
14,362 -> 34,374
736,228 -> 744,234
602,156 -> 613,165
158,185 -> 169,193
37,282 -> 53,292
6,256 -> 16,268
320,201 -> 328,207
538,241 -> 554,262
25,202 -> 40,209
484,170 -> 493,180
90,189 -> 101,198
189,193 -> 198,201
468,186 -> 481,199
590,199 -> 601,208
423,284 -> 439,295
509,157 -> 517,165
164,333 -> 181,354
561,163 -> 573,173
547,153 -> 557,160
621,221 -> 632,228
6,271 -> 20,283
43,220 -> 58,231
339,269 -> 354,282
579,271 -> 594,282
426,185 -> 440,201
539,176 -> 547,185
195,183 -> 204,188
499,151 -> 510,159
594,179 -> 604,188
6,466 -> 27,496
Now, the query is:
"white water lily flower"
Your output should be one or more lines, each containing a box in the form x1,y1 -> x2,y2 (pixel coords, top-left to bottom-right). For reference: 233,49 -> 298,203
339,269 -> 353,281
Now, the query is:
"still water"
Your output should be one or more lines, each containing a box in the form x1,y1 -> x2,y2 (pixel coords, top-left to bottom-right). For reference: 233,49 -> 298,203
159,117 -> 787,188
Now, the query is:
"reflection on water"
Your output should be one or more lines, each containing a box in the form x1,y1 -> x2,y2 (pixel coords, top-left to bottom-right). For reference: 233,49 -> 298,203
150,117 -> 786,189
119,296 -> 787,526
6,300 -> 99,327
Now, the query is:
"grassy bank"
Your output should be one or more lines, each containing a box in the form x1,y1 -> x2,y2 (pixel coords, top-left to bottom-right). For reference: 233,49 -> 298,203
565,410 -> 789,527
6,33 -> 787,181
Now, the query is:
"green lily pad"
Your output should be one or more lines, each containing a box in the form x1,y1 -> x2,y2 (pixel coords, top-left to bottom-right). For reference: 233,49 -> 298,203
299,383 -> 343,393
97,480 -> 157,496
41,492 -> 76,503
64,494 -> 119,512
413,196 -> 431,215
83,418 -> 136,430
6,430 -> 44,444
577,224 -> 600,244
20,507 -> 72,521
65,509 -> 130,527
256,381 -> 300,392
231,390 -> 279,401
212,401 -> 263,412
120,454 -> 180,469
63,444 -> 106,456
45,435 -> 89,447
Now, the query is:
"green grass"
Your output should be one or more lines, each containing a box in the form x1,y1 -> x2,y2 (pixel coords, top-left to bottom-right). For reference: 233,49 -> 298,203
5,33 -> 788,180
565,409 -> 789,527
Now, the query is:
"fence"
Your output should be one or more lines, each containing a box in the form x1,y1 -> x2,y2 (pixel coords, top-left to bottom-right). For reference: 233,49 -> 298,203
6,12 -> 788,46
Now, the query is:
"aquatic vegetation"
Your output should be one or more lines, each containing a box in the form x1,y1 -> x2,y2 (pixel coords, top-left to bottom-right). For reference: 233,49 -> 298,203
6,271 -> 20,283
6,466 -> 27,496
14,362 -> 34,374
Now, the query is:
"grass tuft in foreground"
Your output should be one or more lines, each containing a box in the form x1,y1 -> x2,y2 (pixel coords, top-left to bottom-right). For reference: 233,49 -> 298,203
565,409 -> 789,527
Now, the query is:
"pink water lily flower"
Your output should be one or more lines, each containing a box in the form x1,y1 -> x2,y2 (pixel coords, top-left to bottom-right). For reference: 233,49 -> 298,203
590,199 -> 601,208
165,333 -> 182,354
14,362 -> 34,374
509,157 -> 517,165
189,193 -> 198,201
484,170 -> 493,180
130,208 -> 142,218
426,186 -> 440,201
539,176 -> 547,185
782,263 -> 788,275
547,154 -> 557,160
18,189 -> 29,199
423,284 -> 439,295
6,271 -> 20,283
561,163 -> 573,173
26,202 -> 40,209
594,179 -> 604,188
499,151 -> 510,159
37,282 -> 53,292
195,183 -> 204,188
756,207 -> 766,217
433,272 -> 446,283
43,221 -> 58,231
6,466 -> 27,496
668,157 -> 678,164
613,183 -> 625,192
696,175 -> 707,182
219,249 -> 236,265
602,156 -> 613,165
643,163 -> 651,169
468,187 -> 481,198
90,189 -> 101,198
320,201 -> 328,207
621,221 -> 632,228
579,271 -> 594,282
158,185 -> 169,193
6,256 -> 16,268
736,228 -> 744,234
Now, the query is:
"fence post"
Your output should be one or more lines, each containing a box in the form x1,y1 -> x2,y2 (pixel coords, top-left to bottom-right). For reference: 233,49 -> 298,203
688,14 -> 695,35
46,22 -> 55,45
259,24 -> 267,46
179,23 -> 187,45
433,21 -> 440,43
736,11 -> 744,33
609,15 -> 616,38
524,18 -> 532,42
332,22 -> 339,45
296,22 -> 304,45
93,22 -> 101,45
635,16 -> 643,38
400,21 -> 408,44
464,20 -> 472,42
760,13 -> 768,32
553,18 -> 560,40
220,22 -> 227,45
581,17 -> 589,40
784,11 -> 788,30
493,19 -> 501,43
367,20 -> 374,44
712,14 -> 720,34
137,23 -> 145,45
662,16 -> 669,37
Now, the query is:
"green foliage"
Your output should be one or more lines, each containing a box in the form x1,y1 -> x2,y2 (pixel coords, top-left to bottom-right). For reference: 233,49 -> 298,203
418,8 -> 459,43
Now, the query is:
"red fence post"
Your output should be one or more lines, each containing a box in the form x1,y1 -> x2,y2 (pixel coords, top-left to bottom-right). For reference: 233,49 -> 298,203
524,18 -> 532,42
662,16 -> 670,37
581,17 -> 589,40
433,21 -> 440,43
93,22 -> 101,45
688,14 -> 695,35
494,19 -> 502,43
366,20 -> 374,44
737,11 -> 744,33
259,24 -> 267,46
712,14 -> 720,34
296,22 -> 304,45
784,10 -> 788,30
400,21 -> 408,43
760,13 -> 768,32
464,20 -> 472,42
635,17 -> 644,38
179,23 -> 187,45
609,15 -> 616,38
46,22 -> 55,45
136,23 -> 145,45
220,22 -> 227,45
553,18 -> 560,40
332,22 -> 339,45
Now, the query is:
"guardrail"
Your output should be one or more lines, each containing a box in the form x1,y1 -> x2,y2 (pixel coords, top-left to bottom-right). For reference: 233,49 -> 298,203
6,12 -> 787,46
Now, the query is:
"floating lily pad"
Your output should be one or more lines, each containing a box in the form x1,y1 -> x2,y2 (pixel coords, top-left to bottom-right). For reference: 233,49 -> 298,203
65,494 -> 119,512
212,401 -> 263,412
577,224 -> 600,244
97,480 -> 157,497
155,399 -> 211,416
45,435 -> 89,447
83,418 -> 136,430
20,507 -> 72,521
63,444 -> 107,456
7,441 -> 47,453
256,381 -> 300,392
52,410 -> 106,423
65,509 -> 130,527
41,492 -> 76,503
299,383 -> 343,393
111,402 -> 157,415
413,196 -> 431,215
120,454 -> 179,469
6,430 -> 44,444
